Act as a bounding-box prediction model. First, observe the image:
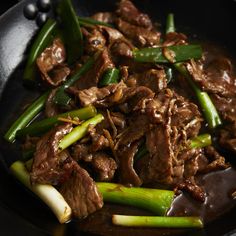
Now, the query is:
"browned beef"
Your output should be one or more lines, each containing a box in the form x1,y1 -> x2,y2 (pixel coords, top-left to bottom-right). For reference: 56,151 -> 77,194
45,89 -> 60,118
116,142 -> 142,186
60,163 -> 103,219
91,153 -> 117,181
116,0 -> 153,29
127,69 -> 167,93
163,32 -> 187,46
72,144 -> 93,162
82,28 -> 106,55
92,12 -> 115,24
37,38 -> 70,86
72,48 -> 114,90
30,123 -> 73,185
220,123 -> 236,153
116,18 -> 160,47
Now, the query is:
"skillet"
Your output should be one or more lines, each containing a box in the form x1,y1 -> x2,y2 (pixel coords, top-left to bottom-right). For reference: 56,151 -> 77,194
1,0 -> 236,235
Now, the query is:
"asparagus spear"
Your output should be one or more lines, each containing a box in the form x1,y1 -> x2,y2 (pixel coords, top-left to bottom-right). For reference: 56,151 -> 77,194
96,182 -> 174,216
112,215 -> 203,228
10,161 -> 72,223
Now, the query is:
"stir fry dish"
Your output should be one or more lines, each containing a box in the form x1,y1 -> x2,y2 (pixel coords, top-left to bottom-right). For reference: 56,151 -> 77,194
4,0 -> 236,229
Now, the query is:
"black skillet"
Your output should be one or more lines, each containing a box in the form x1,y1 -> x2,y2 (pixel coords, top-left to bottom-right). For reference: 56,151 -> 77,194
1,0 -> 236,235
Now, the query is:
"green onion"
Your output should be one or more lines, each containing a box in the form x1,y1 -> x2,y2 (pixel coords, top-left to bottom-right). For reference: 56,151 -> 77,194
23,19 -> 58,84
16,106 -> 97,138
99,68 -> 120,87
78,16 -> 113,28
57,0 -> 83,64
96,182 -> 174,216
166,13 -> 175,34
112,215 -> 203,228
53,55 -> 97,106
4,91 -> 50,143
190,133 -> 212,149
58,114 -> 104,151
133,44 -> 202,64
174,63 -> 222,128
10,161 -> 72,223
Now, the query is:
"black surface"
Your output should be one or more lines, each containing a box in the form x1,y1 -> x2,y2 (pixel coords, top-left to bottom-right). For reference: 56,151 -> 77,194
1,0 -> 236,236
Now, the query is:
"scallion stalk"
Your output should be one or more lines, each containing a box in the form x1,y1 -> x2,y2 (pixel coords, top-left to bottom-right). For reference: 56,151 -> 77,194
96,182 -> 174,216
112,215 -> 203,228
10,161 -> 72,223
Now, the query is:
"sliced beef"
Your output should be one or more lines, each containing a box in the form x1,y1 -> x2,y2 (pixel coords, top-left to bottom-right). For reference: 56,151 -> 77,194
45,89 -> 60,118
82,28 -> 106,54
72,48 -> 114,90
220,123 -> 236,153
116,0 -> 153,29
72,144 -> 93,162
37,38 -> 70,86
76,81 -> 154,111
127,69 -> 167,93
91,153 -> 117,181
60,163 -> 103,219
116,18 -> 160,47
163,32 -> 187,46
116,141 -> 142,186
30,123 -> 73,185
92,12 -> 115,24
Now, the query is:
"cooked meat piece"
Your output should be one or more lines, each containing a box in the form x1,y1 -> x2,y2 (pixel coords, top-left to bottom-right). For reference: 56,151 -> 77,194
37,38 -> 70,86
163,32 -> 188,46
82,28 -> 106,54
92,12 -> 115,24
76,80 -> 154,111
116,142 -> 142,186
127,69 -> 167,93
72,144 -> 93,162
45,89 -> 60,118
72,48 -> 114,90
110,112 -> 126,129
99,25 -> 125,43
220,123 -> 236,153
88,126 -> 110,152
60,162 -> 103,219
30,123 -> 73,185
110,40 -> 134,59
116,0 -> 153,29
116,18 -> 160,47
92,152 -> 117,181
176,179 -> 206,202
22,136 -> 39,151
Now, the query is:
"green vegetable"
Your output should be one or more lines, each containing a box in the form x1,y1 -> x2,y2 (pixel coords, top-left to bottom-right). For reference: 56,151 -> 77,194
96,182 -> 174,216
58,114 -> 104,151
4,91 -> 50,143
78,16 -> 113,28
190,133 -> 212,149
10,161 -> 72,223
133,44 -> 202,64
99,68 -> 120,87
53,55 -> 97,106
112,215 -> 203,228
166,13 -> 175,34
57,0 -> 83,64
23,19 -> 58,84
174,63 -> 222,128
16,106 -> 97,138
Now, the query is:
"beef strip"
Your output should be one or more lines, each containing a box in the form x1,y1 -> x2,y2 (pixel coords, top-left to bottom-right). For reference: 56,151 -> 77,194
82,27 -> 106,55
92,12 -> 115,24
71,48 -> 114,90
91,152 -> 117,181
116,18 -> 160,47
127,69 -> 167,93
37,38 -> 70,86
116,0 -> 153,29
30,123 -> 73,185
60,162 -> 103,219
163,32 -> 188,46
